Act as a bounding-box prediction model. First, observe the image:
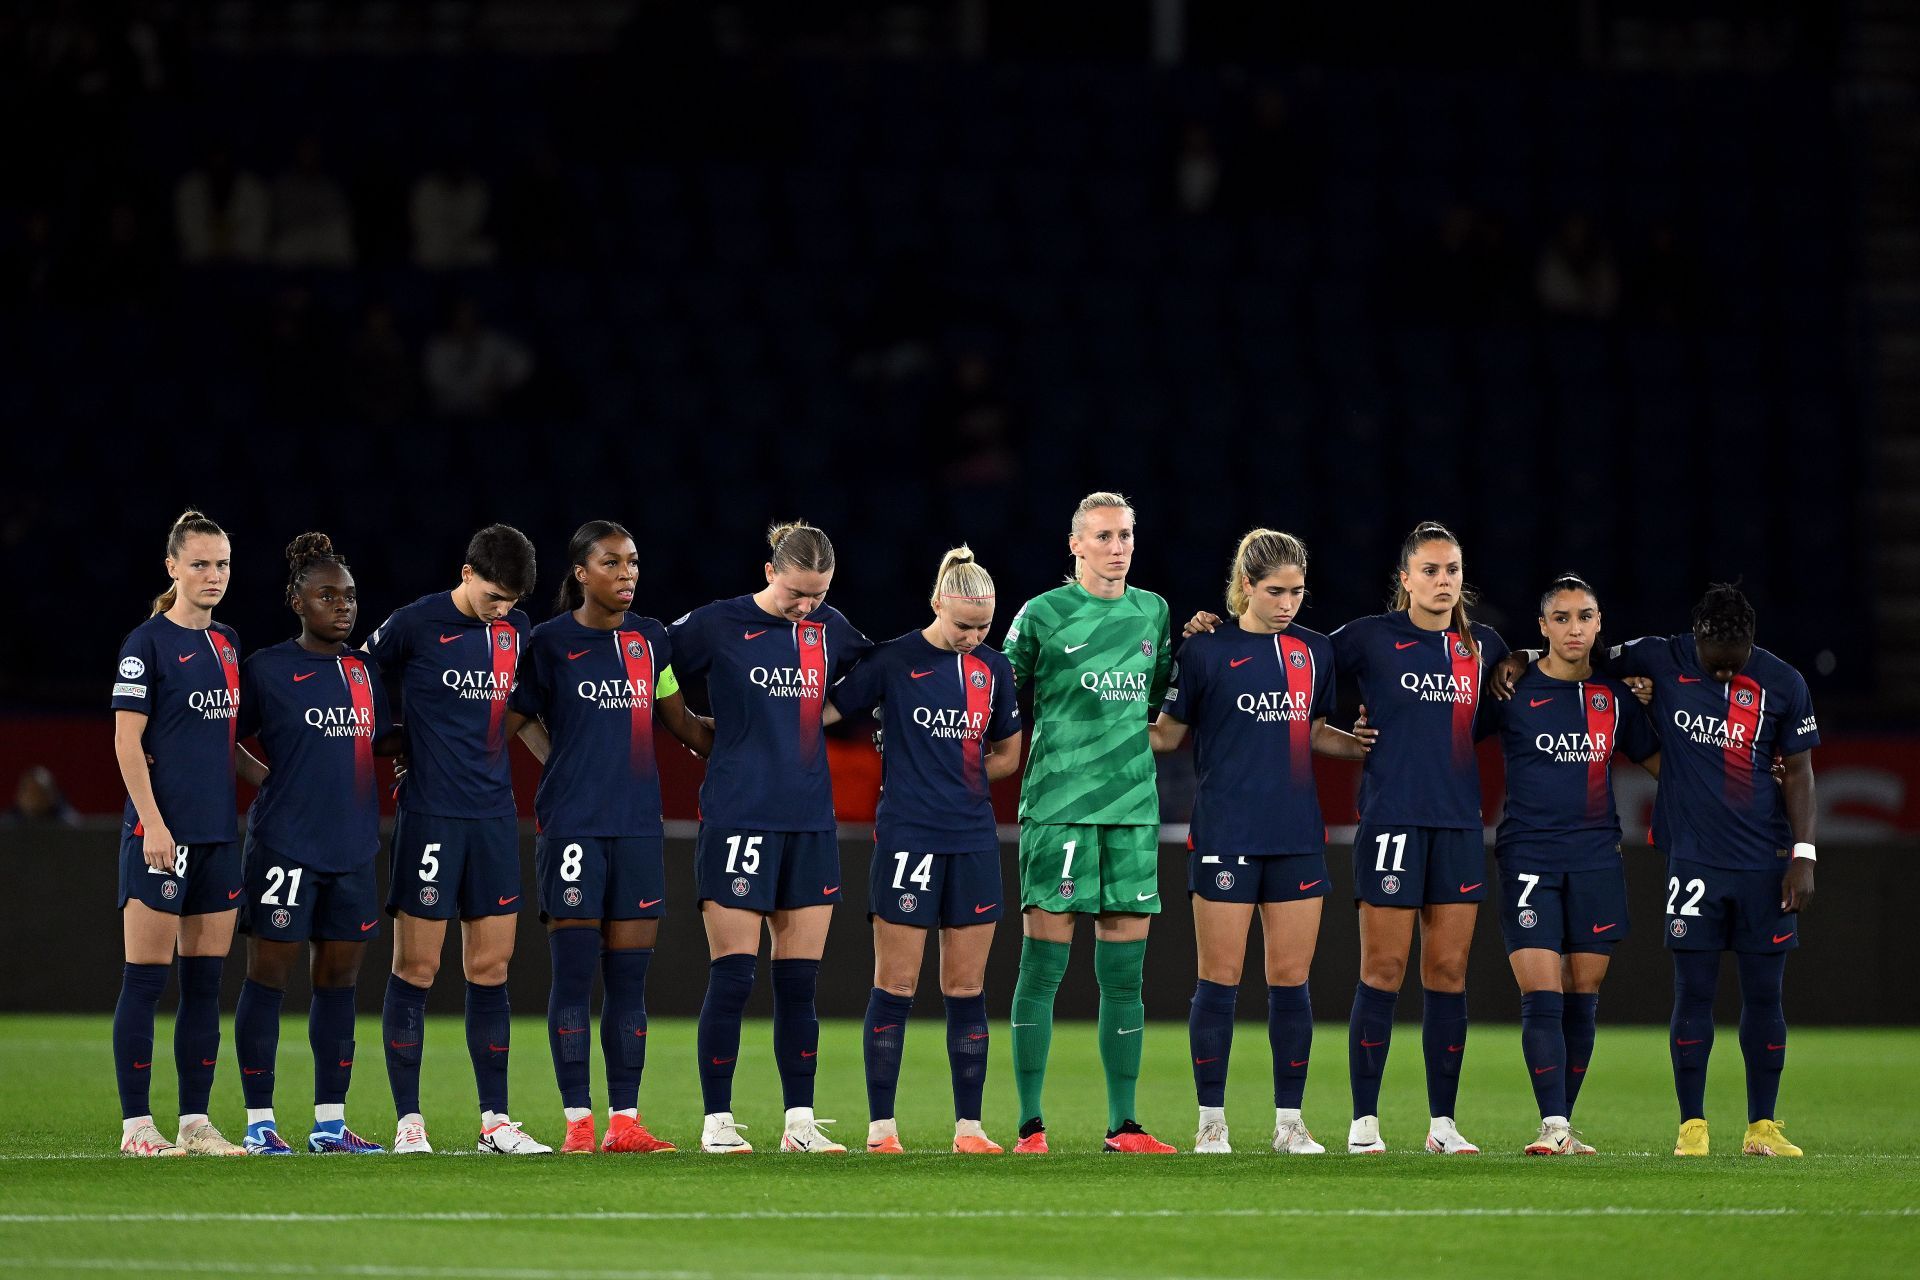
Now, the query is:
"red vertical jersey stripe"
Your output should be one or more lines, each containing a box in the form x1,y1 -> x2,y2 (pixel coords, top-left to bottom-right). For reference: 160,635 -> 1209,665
486,621 -> 519,757
960,650 -> 994,798
1276,632 -> 1315,785
340,654 -> 377,805
212,630 -> 242,751
1579,681 -> 1617,824
1444,631 -> 1479,768
795,621 -> 828,758
616,629 -> 656,779
1723,674 -> 1764,806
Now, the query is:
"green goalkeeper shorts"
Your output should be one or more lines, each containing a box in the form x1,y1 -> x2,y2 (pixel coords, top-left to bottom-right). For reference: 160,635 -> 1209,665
1017,821 -> 1162,915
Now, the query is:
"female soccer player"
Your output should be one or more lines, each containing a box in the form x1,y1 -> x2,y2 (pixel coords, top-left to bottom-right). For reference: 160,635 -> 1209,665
1148,530 -> 1374,1155
367,524 -> 552,1155
1486,574 -> 1659,1156
111,509 -> 254,1156
231,533 -> 399,1155
1003,491 -> 1176,1154
508,520 -> 713,1155
1503,584 -> 1818,1157
669,521 -> 873,1154
823,546 -> 1023,1155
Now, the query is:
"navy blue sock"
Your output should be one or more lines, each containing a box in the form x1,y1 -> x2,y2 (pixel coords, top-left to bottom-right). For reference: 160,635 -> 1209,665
382,974 -> 429,1118
113,963 -> 169,1119
465,981 -> 511,1115
772,958 -> 822,1109
1268,983 -> 1312,1109
1421,987 -> 1468,1119
863,988 -> 913,1121
697,954 -> 756,1114
547,929 -> 599,1111
1188,979 -> 1237,1108
1563,992 -> 1599,1117
234,978 -> 284,1111
309,985 -> 357,1108
1670,950 -> 1720,1121
174,955 -> 224,1117
1519,991 -> 1567,1118
601,948 -> 651,1113
1348,981 -> 1398,1119
1736,951 -> 1788,1123
945,993 -> 989,1122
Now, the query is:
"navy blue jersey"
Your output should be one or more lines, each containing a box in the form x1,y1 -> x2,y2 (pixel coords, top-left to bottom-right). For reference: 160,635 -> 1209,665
365,592 -> 529,820
1162,623 -> 1335,856
1609,635 -> 1819,871
670,596 -> 874,831
1330,612 -> 1510,830
509,612 -> 675,840
829,631 -> 1019,854
236,641 -> 392,872
111,615 -> 242,843
1490,664 -> 1660,870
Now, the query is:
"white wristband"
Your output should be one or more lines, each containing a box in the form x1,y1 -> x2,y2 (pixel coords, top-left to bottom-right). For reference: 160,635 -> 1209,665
1792,843 -> 1816,863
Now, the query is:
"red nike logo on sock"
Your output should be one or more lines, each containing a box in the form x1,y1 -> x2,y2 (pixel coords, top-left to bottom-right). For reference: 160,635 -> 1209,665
1571,1066 -> 1586,1073
488,1044 -> 509,1052
1676,1038 -> 1703,1046
800,1050 -> 817,1058
1194,1057 -> 1220,1065
557,1027 -> 586,1035
1768,1043 -> 1787,1051
243,1068 -> 267,1076
1533,1065 -> 1557,1075
1290,1059 -> 1309,1067
872,1024 -> 899,1033
338,1059 -> 353,1068
633,1029 -> 648,1037
710,1057 -> 735,1065
967,1032 -> 988,1040
1447,1045 -> 1464,1053
133,1061 -> 150,1070
201,1058 -> 217,1066
1360,1038 -> 1386,1048
389,1041 -> 418,1049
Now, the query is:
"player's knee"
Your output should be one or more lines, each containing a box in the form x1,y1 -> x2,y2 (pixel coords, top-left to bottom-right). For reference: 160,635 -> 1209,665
1419,951 -> 1468,991
940,979 -> 983,1000
1198,960 -> 1244,986
1360,955 -> 1406,991
311,955 -> 361,989
876,974 -> 919,999
464,958 -> 509,987
393,956 -> 439,987
1264,961 -> 1308,988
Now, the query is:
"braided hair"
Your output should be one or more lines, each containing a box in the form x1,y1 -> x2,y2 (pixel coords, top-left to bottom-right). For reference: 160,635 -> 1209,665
285,531 -> 348,603
1690,582 -> 1755,646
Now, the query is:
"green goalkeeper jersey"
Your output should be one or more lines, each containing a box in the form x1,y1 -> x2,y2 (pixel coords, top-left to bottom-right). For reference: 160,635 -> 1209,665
1003,582 -> 1173,827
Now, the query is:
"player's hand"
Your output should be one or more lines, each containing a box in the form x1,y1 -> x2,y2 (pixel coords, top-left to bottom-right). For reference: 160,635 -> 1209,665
1770,754 -> 1787,787
1183,610 -> 1222,638
142,822 -> 177,871
1781,857 -> 1815,913
1624,676 -> 1654,707
1489,653 -> 1526,700
1353,704 -> 1377,751
391,753 -> 410,781
872,727 -> 885,757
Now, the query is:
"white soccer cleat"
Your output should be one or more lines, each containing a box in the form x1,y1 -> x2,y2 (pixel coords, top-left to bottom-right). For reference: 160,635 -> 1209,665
391,1114 -> 433,1154
700,1111 -> 753,1154
477,1117 -> 552,1154
1272,1111 -> 1326,1154
1564,1127 -> 1596,1155
780,1107 -> 846,1153
1347,1114 -> 1386,1154
1193,1107 -> 1231,1154
1425,1116 -> 1480,1155
119,1121 -> 183,1157
177,1119 -> 245,1156
1524,1117 -> 1574,1156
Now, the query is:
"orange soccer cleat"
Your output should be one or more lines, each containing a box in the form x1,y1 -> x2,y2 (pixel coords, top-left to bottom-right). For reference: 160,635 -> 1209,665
1012,1131 -> 1049,1154
561,1115 -> 597,1154
601,1114 -> 676,1153
1103,1121 -> 1177,1154
866,1134 -> 906,1154
952,1132 -> 1004,1154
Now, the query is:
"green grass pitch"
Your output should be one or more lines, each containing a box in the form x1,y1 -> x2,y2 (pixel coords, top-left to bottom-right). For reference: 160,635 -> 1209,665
2,1015 -> 1916,1279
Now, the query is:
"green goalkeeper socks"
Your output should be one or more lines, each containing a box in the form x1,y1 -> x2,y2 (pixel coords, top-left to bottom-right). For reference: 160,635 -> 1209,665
1011,937 -> 1071,1124
1095,938 -> 1148,1131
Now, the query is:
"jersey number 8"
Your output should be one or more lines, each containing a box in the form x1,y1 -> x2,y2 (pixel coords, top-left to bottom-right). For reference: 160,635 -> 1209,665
560,843 -> 585,882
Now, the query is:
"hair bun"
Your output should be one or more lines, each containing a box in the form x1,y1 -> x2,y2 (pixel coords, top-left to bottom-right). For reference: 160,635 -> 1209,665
286,531 -> 335,565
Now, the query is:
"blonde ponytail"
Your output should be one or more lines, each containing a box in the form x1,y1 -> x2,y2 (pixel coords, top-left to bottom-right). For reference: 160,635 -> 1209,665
152,508 -> 227,616
930,545 -> 995,608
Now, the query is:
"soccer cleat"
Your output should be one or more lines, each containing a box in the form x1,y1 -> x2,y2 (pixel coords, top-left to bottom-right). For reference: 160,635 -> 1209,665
119,1121 -> 183,1157
477,1117 -> 552,1155
1742,1119 -> 1802,1157
1674,1118 -> 1709,1157
1104,1120 -> 1177,1154
700,1111 -> 752,1154
177,1119 -> 245,1156
601,1114 -> 675,1153
1347,1115 -> 1386,1154
561,1115 -> 596,1154
1563,1128 -> 1596,1156
244,1122 -> 295,1156
1425,1116 -> 1480,1155
1271,1117 -> 1326,1155
392,1115 -> 433,1154
1524,1118 -> 1574,1156
952,1132 -> 1003,1154
781,1108 -> 846,1153
1012,1129 -> 1049,1154
308,1124 -> 384,1155
1193,1115 -> 1231,1154
867,1134 -> 906,1154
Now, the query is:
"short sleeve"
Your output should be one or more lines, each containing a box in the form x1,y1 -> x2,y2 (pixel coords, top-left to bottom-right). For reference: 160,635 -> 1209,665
1003,599 -> 1039,686
987,652 -> 1021,740
828,648 -> 885,717
366,608 -> 410,669
1147,599 -> 1175,708
668,608 -> 711,680
111,627 -> 156,713
1778,673 -> 1820,756
829,611 -> 875,679
235,656 -> 262,740
507,638 -> 549,717
1604,635 -> 1662,678
1162,639 -> 1200,723
1330,620 -> 1366,683
1477,625 -> 1510,668
651,627 -> 679,701
372,666 -> 395,738
1616,689 -> 1660,762
1310,639 -> 1336,721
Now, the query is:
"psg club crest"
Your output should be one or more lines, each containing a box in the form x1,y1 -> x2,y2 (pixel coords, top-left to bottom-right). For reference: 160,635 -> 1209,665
1289,650 -> 1307,668
220,644 -> 237,664
562,886 -> 583,908
1735,688 -> 1756,707
898,892 -> 919,913
731,876 -> 751,898
1141,640 -> 1155,657
969,669 -> 988,689
496,631 -> 514,651
1214,870 -> 1235,891
1518,908 -> 1538,929
418,885 -> 439,907
802,627 -> 820,647
270,908 -> 292,930
350,665 -> 367,685
119,656 -> 145,679
1380,874 -> 1401,896
626,640 -> 645,659
1058,879 -> 1075,900
1453,641 -> 1472,659
1669,918 -> 1688,938
159,879 -> 179,900
1590,692 -> 1609,711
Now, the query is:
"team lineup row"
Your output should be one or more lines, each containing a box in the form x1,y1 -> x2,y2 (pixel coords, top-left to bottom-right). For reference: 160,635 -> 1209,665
107,493 -> 1819,1160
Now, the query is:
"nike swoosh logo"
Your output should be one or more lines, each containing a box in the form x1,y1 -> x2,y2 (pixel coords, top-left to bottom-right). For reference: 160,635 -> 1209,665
637,898 -> 663,909
293,672 -> 316,682
1773,932 -> 1795,944
1447,1045 -> 1464,1053
178,653 -> 197,663
360,920 -> 377,932
1298,880 -> 1323,891
1011,1023 -> 1036,1028
497,895 -> 519,906
872,1025 -> 900,1033
1360,1038 -> 1386,1048
243,1068 -> 267,1076
1529,697 -> 1553,707
966,1032 -> 988,1041
909,669 -> 935,679
389,1041 -> 419,1049
1229,656 -> 1254,668
227,888 -> 243,900
338,1059 -> 354,1068
1677,675 -> 1701,683
488,1044 -> 510,1053
800,1050 -> 817,1058
1591,923 -> 1616,933
1194,1056 -> 1219,1065
1459,883 -> 1483,893
1136,891 -> 1158,901
710,1057 -> 735,1065
1394,640 -> 1420,650
633,1029 -> 648,1037
1676,1038 -> 1704,1046
1768,1043 -> 1787,1051
557,1028 -> 586,1036
1533,1066 -> 1557,1075
439,634 -> 462,644
201,1058 -> 217,1066
1117,1027 -> 1142,1035
567,650 -> 591,660
822,885 -> 840,895
743,630 -> 767,640
132,1061 -> 150,1070
1290,1059 -> 1309,1068
1064,643 -> 1089,653
974,903 -> 996,914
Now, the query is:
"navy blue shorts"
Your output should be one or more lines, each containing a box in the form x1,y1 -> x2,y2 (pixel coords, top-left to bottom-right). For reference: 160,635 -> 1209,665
118,827 -> 241,915
386,809 -> 522,920
1188,851 -> 1330,905
1663,857 -> 1800,954
1351,824 -> 1489,907
1494,860 -> 1629,955
868,846 -> 1004,928
536,834 -> 666,922
694,827 -> 842,913
240,839 -> 381,943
